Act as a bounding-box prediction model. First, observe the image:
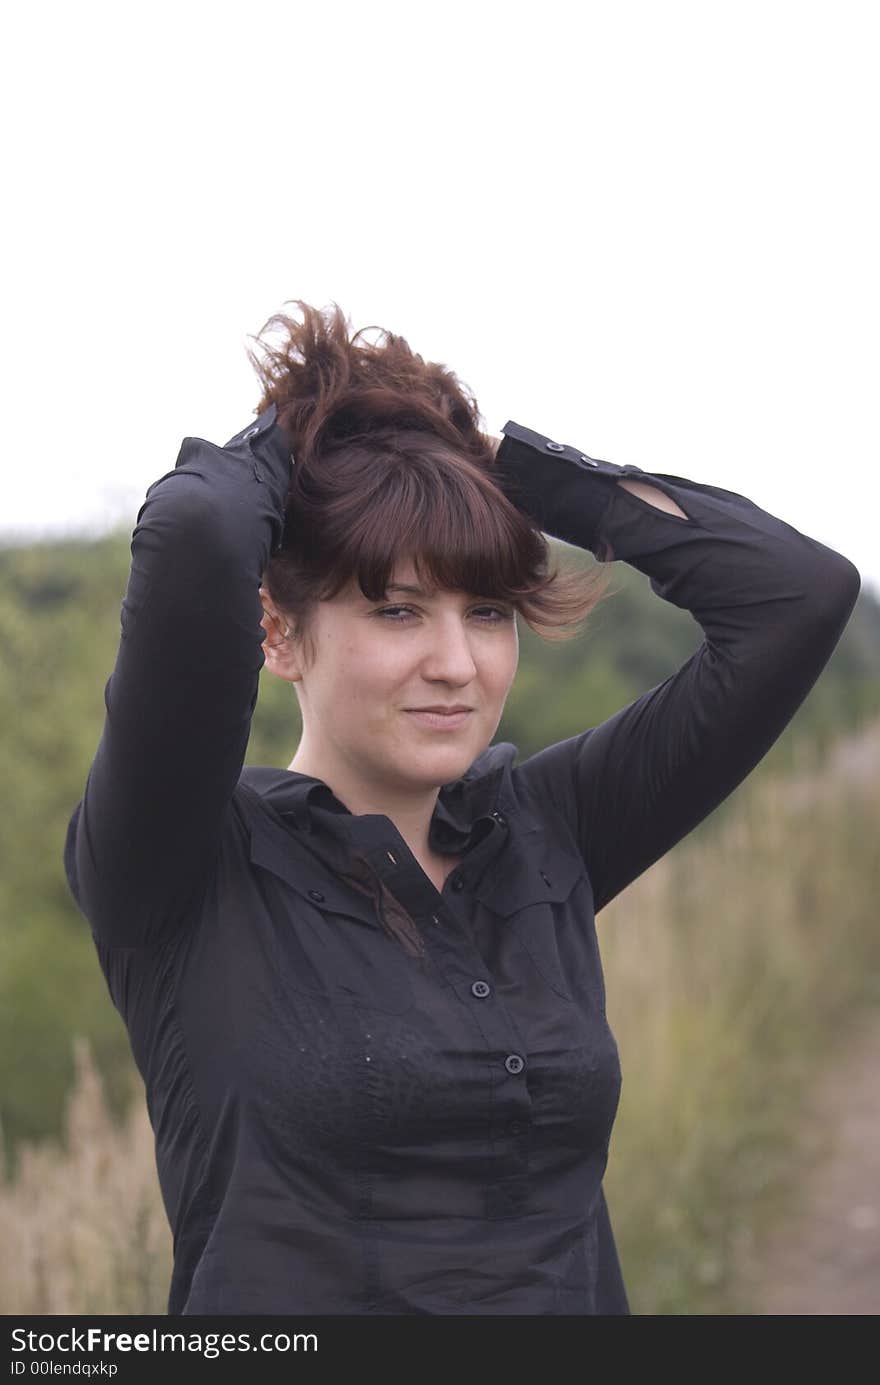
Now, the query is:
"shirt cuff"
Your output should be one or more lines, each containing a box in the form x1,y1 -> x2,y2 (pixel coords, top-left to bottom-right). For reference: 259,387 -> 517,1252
493,419 -> 630,558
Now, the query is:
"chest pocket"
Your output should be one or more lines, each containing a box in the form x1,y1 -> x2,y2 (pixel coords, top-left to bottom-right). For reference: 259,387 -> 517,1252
473,844 -> 594,1002
247,815 -> 416,1016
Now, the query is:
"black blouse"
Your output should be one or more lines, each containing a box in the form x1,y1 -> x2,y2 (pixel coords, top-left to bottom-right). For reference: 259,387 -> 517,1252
63,404 -> 860,1315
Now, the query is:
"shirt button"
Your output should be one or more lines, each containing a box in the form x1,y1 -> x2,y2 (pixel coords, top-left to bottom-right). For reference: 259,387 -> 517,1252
545,441 -> 565,452
508,1120 -> 525,1135
490,811 -> 506,827
451,876 -> 465,892
308,889 -> 325,902
504,1054 -> 525,1075
579,454 -> 600,467
471,980 -> 491,998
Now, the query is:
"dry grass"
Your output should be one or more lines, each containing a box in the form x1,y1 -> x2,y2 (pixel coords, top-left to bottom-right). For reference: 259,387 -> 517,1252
0,1038 -> 171,1314
2,716 -> 878,1315
601,714 -> 880,1312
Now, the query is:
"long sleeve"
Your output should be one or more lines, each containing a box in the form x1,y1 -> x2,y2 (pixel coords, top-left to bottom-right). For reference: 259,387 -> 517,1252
494,419 -> 861,915
64,403 -> 292,947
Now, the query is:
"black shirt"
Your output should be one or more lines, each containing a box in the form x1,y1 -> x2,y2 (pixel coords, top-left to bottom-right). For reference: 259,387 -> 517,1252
63,404 -> 860,1315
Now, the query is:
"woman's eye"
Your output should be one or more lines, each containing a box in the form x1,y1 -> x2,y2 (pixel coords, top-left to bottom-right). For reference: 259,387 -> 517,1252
374,605 -> 512,623
374,604 -> 428,620
375,605 -> 416,620
473,606 -> 514,623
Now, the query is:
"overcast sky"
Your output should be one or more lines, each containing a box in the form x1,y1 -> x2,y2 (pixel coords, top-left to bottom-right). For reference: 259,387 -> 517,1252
4,0 -> 878,600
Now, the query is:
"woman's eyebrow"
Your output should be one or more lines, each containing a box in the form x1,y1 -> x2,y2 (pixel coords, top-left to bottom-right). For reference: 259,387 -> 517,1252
384,584 -> 509,602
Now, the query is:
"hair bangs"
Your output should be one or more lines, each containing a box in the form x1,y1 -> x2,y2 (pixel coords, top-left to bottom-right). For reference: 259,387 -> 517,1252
337,451 -> 549,608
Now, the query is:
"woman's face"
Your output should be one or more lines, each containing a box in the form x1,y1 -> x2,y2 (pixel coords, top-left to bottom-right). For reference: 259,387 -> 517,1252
265,558 -> 519,801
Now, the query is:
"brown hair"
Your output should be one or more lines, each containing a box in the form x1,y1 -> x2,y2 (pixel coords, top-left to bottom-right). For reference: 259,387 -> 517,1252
246,299 -> 613,668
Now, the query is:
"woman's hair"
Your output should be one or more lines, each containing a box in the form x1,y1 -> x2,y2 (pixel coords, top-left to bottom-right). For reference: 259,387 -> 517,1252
245,299 -> 613,668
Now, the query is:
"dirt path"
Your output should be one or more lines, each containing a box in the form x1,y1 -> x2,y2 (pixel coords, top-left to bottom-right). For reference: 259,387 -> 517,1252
737,1007 -> 880,1315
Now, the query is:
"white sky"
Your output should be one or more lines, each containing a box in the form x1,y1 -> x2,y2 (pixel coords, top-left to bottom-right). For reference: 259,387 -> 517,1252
4,0 -> 878,600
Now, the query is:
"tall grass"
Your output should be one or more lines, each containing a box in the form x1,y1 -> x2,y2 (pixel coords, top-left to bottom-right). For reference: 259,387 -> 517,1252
2,717 -> 878,1314
0,1038 -> 171,1314
601,714 -> 880,1313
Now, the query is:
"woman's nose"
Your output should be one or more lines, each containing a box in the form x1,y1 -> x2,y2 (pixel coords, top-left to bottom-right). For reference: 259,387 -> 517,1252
420,618 -> 478,681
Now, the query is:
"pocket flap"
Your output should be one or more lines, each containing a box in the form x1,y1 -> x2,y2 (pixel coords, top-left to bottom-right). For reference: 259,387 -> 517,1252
247,814 -> 379,927
474,841 -> 588,917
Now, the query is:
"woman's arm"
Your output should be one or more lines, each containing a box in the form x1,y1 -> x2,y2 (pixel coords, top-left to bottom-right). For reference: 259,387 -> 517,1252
616,476 -> 689,518
64,405 -> 292,947
494,420 -> 861,915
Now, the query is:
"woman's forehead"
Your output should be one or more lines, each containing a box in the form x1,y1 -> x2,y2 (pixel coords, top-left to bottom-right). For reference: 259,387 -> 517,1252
341,555 -> 505,604
388,557 -> 427,588
345,557 -> 440,601
384,558 -> 439,597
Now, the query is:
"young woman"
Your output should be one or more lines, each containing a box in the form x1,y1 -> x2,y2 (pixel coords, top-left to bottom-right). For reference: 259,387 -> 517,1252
64,301 -> 860,1316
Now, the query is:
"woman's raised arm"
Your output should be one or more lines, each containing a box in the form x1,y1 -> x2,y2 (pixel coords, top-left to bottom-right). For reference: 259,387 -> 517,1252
495,420 -> 861,916
64,405 -> 292,947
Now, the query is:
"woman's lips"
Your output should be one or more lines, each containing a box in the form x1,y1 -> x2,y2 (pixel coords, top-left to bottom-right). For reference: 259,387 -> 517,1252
405,709 -> 472,730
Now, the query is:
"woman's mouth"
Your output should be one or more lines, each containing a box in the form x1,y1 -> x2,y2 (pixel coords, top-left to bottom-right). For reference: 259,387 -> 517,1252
404,709 -> 473,730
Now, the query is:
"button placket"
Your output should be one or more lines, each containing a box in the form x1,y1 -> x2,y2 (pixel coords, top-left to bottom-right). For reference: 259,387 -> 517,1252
414,835 -> 534,1086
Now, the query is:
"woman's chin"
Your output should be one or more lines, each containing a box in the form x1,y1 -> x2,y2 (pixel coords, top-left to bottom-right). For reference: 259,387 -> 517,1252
409,743 -> 483,784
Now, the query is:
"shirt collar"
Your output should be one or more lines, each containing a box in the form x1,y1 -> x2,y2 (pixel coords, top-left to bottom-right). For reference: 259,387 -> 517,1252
239,743 -> 528,851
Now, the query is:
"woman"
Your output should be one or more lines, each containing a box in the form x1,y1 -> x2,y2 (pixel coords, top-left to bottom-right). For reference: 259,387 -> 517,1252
64,300 -> 860,1316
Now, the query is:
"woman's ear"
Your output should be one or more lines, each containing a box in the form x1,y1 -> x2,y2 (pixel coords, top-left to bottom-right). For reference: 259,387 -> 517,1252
259,587 -> 302,683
